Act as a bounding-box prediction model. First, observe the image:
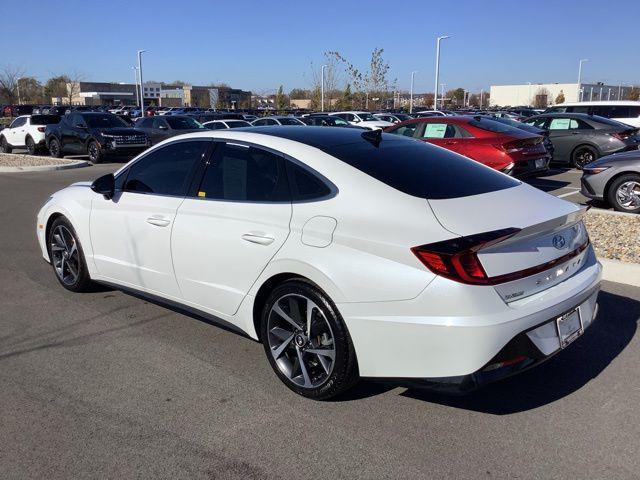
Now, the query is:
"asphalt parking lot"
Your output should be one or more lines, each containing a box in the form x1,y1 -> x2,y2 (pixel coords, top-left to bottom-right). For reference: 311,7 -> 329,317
1,163 -> 639,479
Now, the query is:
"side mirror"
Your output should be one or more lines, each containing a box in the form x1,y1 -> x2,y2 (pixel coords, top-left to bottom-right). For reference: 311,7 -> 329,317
91,173 -> 115,200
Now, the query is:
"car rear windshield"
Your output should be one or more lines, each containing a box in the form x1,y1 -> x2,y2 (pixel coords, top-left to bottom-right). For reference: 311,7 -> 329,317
85,114 -> 129,128
31,115 -> 61,125
278,117 -> 304,125
324,136 -> 519,199
467,117 -> 523,134
166,116 -> 203,129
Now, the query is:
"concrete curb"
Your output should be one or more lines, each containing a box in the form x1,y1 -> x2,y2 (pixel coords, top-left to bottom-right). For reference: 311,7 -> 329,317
586,208 -> 639,219
600,258 -> 640,288
0,159 -> 90,173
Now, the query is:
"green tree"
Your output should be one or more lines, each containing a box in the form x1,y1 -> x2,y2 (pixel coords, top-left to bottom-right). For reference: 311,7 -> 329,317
44,75 -> 70,102
289,88 -> 311,99
336,83 -> 353,110
275,85 -> 287,110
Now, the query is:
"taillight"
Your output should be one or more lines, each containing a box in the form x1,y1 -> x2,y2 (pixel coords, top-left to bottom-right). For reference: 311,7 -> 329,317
37,127 -> 45,132
411,228 -> 520,285
611,130 -> 636,141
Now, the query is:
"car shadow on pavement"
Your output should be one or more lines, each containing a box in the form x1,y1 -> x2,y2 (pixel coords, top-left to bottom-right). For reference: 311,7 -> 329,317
524,177 -> 572,192
397,290 -> 638,414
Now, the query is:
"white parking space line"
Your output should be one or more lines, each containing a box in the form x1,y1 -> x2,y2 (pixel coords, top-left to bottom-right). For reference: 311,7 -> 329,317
556,190 -> 582,198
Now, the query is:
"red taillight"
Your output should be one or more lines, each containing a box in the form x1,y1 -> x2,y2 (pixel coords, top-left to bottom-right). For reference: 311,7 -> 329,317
411,228 -> 520,285
611,130 -> 636,141
37,127 -> 45,132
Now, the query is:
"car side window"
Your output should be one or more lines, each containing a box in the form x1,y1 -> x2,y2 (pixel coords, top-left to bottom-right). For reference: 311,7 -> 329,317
419,123 -> 451,139
139,118 -> 152,128
526,117 -> 548,129
389,121 -> 420,137
287,162 -> 332,201
72,115 -> 86,127
123,140 -> 208,196
253,119 -> 267,126
549,118 -> 585,130
196,143 -> 290,202
152,118 -> 167,129
9,117 -> 26,128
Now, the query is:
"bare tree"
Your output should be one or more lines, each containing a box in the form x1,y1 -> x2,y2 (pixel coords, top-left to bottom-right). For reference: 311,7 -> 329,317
306,53 -> 342,110
0,65 -> 25,103
64,71 -> 85,105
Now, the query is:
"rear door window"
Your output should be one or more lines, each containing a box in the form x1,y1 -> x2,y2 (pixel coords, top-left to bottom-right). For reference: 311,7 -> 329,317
388,121 -> 420,138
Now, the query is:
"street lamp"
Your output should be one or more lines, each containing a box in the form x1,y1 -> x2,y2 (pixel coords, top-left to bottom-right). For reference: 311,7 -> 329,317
410,71 -> 417,114
137,50 -> 146,114
132,66 -> 140,105
440,83 -> 446,109
321,64 -> 328,112
16,77 -> 24,105
577,58 -> 588,101
433,35 -> 451,110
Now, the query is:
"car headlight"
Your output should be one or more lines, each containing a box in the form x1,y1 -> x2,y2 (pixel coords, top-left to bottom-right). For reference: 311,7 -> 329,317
582,166 -> 610,175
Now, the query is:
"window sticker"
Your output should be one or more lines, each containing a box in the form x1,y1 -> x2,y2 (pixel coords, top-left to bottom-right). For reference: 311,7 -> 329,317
549,118 -> 571,130
424,123 -> 447,138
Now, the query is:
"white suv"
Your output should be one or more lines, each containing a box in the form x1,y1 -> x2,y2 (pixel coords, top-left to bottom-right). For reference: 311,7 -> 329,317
0,114 -> 62,155
329,111 -> 393,130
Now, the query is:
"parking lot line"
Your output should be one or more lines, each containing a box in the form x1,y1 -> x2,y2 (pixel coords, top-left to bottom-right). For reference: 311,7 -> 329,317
556,190 -> 582,198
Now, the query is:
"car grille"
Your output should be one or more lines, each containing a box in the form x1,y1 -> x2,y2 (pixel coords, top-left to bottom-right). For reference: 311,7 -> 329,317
113,135 -> 146,145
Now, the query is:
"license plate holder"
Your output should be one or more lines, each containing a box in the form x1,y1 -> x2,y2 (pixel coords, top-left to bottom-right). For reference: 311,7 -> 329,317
556,308 -> 583,348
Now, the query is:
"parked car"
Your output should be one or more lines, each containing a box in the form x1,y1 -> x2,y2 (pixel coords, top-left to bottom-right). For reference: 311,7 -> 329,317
3,104 -> 34,117
581,151 -> 640,213
45,112 -> 149,163
385,116 -> 550,176
0,114 -> 62,154
373,113 -> 413,124
48,105 -> 70,116
135,115 -> 205,145
328,111 -> 392,130
202,119 -> 253,129
299,115 -> 361,128
523,113 -> 640,168
251,116 -> 306,126
544,101 -> 640,128
36,126 -> 602,399
413,110 -> 447,118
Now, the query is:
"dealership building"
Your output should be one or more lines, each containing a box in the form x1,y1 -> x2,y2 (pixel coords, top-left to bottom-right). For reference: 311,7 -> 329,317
489,82 -> 635,108
53,81 -> 251,109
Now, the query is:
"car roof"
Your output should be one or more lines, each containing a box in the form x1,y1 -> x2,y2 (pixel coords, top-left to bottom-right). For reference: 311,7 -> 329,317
550,101 -> 640,107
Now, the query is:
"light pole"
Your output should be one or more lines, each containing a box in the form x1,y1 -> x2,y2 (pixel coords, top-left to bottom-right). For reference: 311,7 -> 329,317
440,83 -> 446,109
321,64 -> 328,112
410,71 -> 417,114
16,77 -> 24,105
577,58 -> 588,101
137,50 -> 146,114
433,35 -> 451,110
132,66 -> 140,106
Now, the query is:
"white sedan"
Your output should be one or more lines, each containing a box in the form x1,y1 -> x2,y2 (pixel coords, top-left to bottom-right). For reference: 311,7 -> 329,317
36,126 -> 602,399
0,114 -> 62,155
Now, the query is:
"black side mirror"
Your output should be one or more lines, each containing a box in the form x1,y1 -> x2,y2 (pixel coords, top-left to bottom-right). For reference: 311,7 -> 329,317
91,173 -> 115,200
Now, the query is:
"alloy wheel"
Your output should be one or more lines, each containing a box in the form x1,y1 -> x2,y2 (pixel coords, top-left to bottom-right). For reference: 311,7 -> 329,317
574,148 -> 594,168
88,143 -> 99,162
50,225 -> 80,285
616,181 -> 640,210
267,293 -> 336,388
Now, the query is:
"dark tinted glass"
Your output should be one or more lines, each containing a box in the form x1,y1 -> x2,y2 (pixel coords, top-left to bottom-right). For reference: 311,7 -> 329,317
467,118 -> 521,134
123,140 -> 207,195
165,116 -> 202,129
289,163 -> 331,200
197,143 -> 290,201
325,136 -> 519,199
30,115 -> 61,125
84,114 -> 128,128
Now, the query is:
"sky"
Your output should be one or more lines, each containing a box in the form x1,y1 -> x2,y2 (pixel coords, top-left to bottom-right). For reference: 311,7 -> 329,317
0,0 -> 637,94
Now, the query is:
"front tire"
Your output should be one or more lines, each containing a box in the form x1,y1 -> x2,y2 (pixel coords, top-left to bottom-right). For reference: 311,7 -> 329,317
48,138 -> 63,158
1,136 -> 12,153
571,145 -> 598,169
260,280 -> 359,400
87,140 -> 102,164
608,174 -> 640,214
47,217 -> 94,292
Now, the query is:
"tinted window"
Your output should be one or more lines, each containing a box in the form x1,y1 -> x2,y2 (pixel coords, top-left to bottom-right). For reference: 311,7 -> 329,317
253,119 -> 270,126
388,121 -> 420,137
30,115 -> 61,125
84,114 -> 128,128
324,136 -> 519,200
278,117 -> 304,125
629,106 -> 640,117
197,143 -> 289,201
467,118 -> 522,134
165,116 -> 203,129
226,120 -> 251,128
525,117 -> 548,129
123,140 -> 207,195
9,117 -> 27,128
288,163 -> 331,200
418,123 -> 458,139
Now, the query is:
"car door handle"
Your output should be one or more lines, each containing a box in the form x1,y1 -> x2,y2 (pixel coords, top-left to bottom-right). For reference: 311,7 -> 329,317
242,233 -> 275,245
146,216 -> 171,227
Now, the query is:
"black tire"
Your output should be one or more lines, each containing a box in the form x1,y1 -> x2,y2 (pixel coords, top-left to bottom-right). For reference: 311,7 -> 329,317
571,145 -> 598,169
87,140 -> 102,164
48,138 -> 63,158
25,136 -> 37,155
47,216 -> 94,292
1,136 -> 12,153
607,173 -> 640,214
260,279 -> 359,400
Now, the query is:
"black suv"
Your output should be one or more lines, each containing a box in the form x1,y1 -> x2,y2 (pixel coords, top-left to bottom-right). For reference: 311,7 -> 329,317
45,112 -> 149,163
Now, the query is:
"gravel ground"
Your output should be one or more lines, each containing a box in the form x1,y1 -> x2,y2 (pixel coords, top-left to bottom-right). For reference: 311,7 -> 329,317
585,210 -> 640,263
0,152 -> 73,167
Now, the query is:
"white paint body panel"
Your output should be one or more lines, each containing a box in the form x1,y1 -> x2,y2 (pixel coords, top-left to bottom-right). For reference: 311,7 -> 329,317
36,129 -> 602,380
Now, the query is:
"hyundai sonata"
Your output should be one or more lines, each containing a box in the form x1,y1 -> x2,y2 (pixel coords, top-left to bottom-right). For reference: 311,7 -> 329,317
36,127 -> 602,399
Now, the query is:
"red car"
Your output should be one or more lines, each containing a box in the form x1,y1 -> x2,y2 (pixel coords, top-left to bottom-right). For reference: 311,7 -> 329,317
384,116 -> 550,176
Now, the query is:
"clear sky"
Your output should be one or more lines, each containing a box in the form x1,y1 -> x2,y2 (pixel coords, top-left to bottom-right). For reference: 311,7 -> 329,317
0,0 -> 637,94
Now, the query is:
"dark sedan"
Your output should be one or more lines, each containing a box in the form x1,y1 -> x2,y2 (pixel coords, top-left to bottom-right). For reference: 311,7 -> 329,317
135,115 -> 205,145
524,113 -> 640,168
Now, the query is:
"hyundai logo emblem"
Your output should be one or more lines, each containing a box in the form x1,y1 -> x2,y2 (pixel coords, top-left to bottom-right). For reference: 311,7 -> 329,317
552,235 -> 566,250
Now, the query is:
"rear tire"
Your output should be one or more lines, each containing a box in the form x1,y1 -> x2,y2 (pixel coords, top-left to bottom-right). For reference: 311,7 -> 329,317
1,136 -> 12,153
25,136 -> 37,155
607,174 -> 640,214
260,279 -> 359,400
48,138 -> 63,158
87,140 -> 102,164
47,216 -> 94,292
571,145 -> 598,169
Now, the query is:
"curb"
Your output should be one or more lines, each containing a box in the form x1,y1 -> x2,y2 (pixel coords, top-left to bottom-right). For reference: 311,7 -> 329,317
0,159 -> 90,173
600,258 -> 640,288
586,208 -> 639,219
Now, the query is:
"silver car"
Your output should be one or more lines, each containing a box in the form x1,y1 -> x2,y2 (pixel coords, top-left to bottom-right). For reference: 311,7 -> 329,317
581,150 -> 640,213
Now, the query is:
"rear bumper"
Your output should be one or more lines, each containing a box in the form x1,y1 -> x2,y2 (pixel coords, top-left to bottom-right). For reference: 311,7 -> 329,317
340,245 -> 602,381
503,156 -> 550,177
